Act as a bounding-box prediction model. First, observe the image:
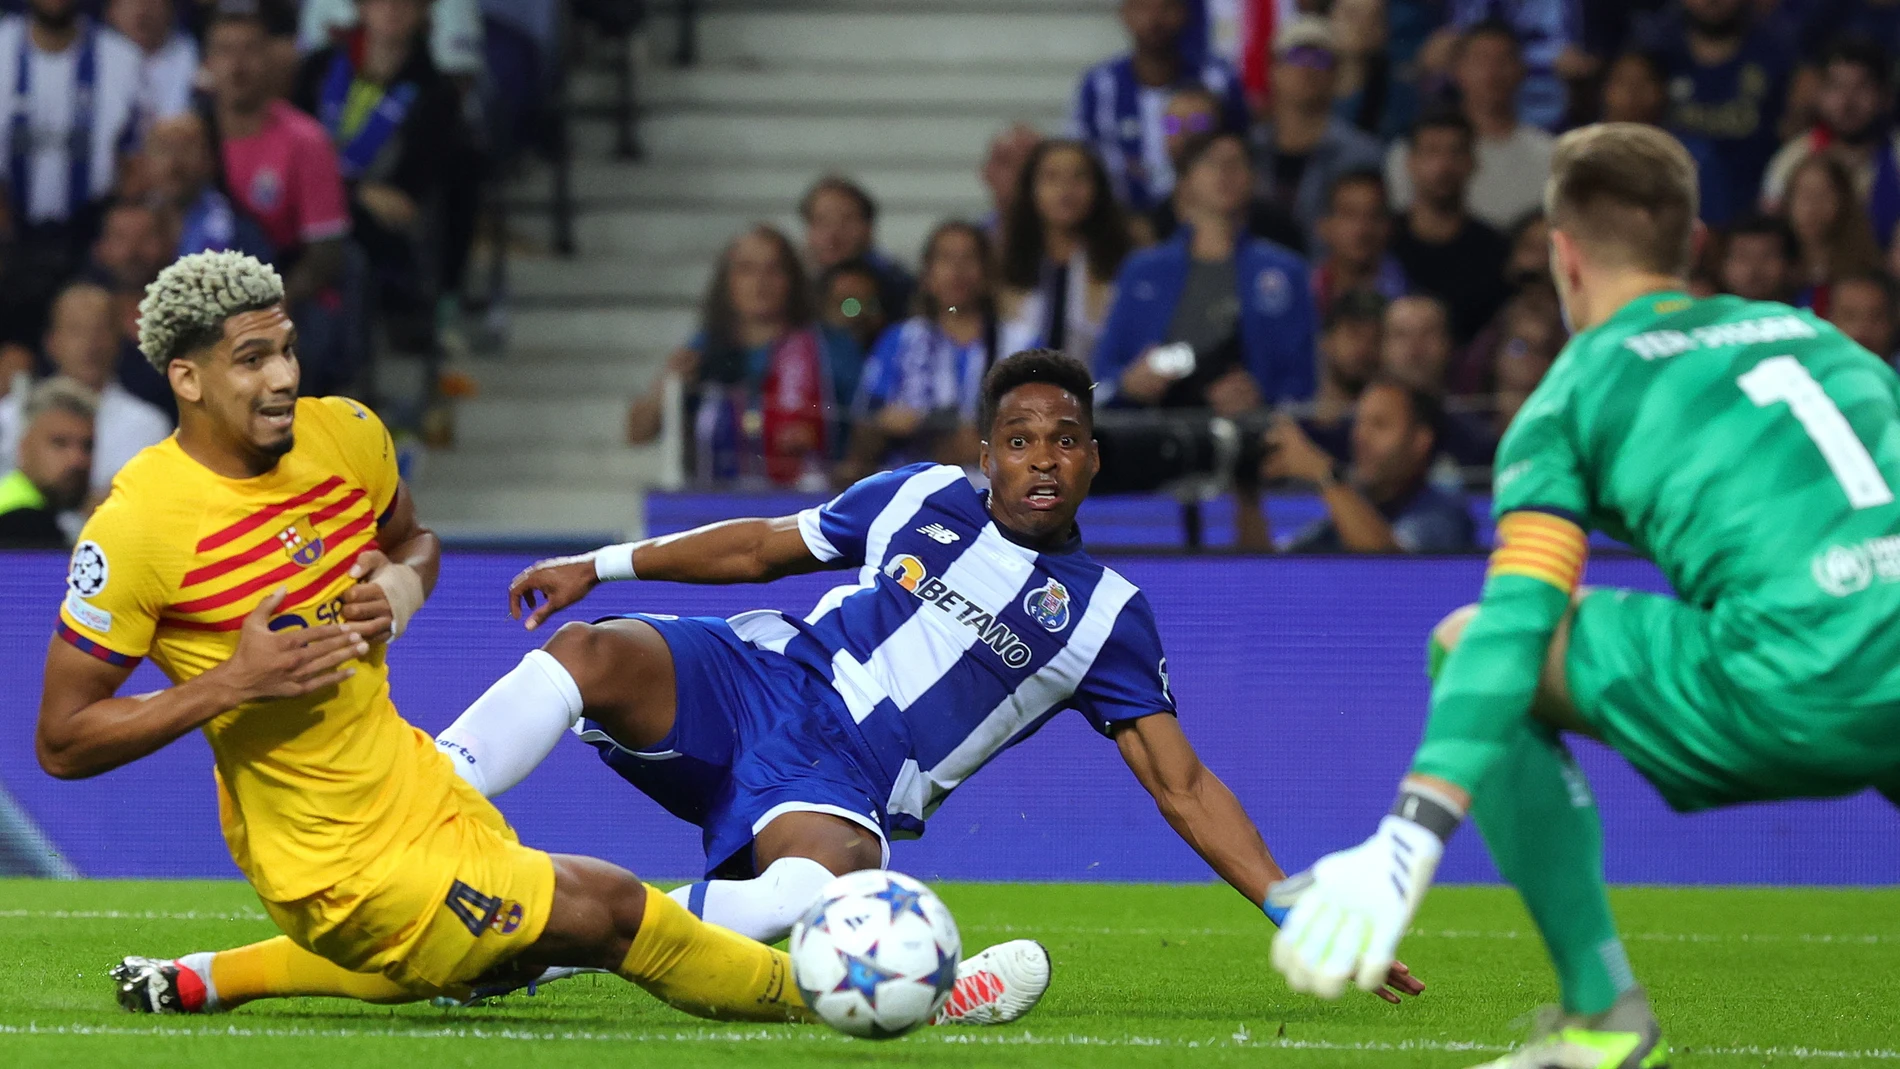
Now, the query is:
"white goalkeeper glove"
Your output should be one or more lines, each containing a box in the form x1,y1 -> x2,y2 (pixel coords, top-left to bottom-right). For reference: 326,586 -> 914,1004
1268,814 -> 1444,1000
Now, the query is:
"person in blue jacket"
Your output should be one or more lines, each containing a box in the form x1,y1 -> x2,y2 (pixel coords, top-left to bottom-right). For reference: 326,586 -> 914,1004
1095,131 -> 1317,417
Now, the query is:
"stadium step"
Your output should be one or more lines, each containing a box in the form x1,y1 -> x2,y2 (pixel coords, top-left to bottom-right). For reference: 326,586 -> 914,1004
507,158 -> 987,213
462,347 -> 670,397
566,202 -> 956,259
429,0 -> 1117,536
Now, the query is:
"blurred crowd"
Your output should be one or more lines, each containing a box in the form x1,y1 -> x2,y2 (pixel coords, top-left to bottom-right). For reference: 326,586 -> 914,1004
643,0 -> 1900,552
0,0 -> 560,547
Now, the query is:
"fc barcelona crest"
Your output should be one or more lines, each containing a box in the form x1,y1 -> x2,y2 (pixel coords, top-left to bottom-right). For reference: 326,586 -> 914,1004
278,516 -> 325,567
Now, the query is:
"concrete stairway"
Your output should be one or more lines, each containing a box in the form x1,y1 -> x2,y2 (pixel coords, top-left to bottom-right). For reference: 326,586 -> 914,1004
414,0 -> 1119,542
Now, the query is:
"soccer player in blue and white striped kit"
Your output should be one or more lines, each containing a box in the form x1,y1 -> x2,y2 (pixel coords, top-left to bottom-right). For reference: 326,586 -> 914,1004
434,349 -> 1424,1023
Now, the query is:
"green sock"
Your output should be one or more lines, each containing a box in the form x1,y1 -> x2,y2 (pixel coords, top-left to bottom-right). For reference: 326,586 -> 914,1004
1469,725 -> 1635,1016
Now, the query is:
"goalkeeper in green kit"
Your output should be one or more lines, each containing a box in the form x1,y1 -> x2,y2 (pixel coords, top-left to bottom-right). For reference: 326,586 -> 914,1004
1269,123 -> 1900,1068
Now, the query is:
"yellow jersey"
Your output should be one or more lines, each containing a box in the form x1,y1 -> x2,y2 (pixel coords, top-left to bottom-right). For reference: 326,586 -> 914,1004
57,396 -> 463,902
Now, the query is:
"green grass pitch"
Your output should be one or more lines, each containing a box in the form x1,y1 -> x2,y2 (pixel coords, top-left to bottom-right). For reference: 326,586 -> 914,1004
0,879 -> 1895,1067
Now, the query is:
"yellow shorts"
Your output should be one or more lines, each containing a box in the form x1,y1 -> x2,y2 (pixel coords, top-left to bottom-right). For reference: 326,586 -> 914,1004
260,778 -> 556,998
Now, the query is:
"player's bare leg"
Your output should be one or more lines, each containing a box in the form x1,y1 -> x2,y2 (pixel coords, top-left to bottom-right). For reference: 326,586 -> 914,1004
1430,599 -> 1665,1068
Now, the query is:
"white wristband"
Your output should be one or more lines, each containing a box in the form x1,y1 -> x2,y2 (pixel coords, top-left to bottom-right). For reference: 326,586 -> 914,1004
594,543 -> 638,582
377,562 -> 426,640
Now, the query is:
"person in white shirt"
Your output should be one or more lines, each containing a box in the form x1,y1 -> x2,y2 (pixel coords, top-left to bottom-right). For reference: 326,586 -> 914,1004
1384,20 -> 1553,230
298,0 -> 484,78
0,0 -> 144,229
0,282 -> 171,499
105,0 -> 199,135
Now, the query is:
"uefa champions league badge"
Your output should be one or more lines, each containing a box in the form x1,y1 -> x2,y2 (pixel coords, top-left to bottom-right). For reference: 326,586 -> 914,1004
1022,579 -> 1072,632
1255,268 -> 1292,315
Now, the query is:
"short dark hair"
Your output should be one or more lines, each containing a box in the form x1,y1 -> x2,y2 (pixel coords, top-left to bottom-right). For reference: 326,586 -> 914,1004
1726,212 -> 1800,264
1366,374 -> 1442,441
800,175 -> 877,227
1326,167 -> 1386,211
1823,35 -> 1891,87
1462,18 -> 1522,55
1408,105 -> 1474,150
979,348 -> 1094,437
1325,288 -> 1387,332
1173,130 -> 1251,181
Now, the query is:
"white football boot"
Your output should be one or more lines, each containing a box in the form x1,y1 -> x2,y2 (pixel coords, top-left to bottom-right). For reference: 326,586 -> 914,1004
933,939 -> 1051,1025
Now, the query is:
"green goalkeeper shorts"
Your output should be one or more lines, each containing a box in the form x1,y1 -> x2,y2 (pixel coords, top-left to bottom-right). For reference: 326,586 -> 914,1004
1563,588 -> 1897,812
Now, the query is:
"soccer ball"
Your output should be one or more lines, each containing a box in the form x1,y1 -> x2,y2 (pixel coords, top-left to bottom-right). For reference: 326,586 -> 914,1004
788,869 -> 961,1039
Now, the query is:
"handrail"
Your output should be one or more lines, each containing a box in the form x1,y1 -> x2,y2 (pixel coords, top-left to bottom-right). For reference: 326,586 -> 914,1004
674,0 -> 698,66
549,0 -> 577,256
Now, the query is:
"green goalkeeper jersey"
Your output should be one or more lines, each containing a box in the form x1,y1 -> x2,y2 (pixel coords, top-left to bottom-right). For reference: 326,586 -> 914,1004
1495,290 -> 1900,704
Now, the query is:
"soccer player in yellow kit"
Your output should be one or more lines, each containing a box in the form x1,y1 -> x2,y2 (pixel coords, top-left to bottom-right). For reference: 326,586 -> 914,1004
35,251 -> 812,1020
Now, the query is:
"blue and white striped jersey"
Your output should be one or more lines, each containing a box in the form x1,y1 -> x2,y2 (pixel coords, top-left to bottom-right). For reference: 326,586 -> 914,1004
732,463 -> 1175,838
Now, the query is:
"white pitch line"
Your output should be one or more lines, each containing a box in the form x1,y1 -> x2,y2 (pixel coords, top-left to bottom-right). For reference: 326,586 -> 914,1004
963,922 -> 1900,945
0,909 -> 270,922
0,1022 -> 1895,1060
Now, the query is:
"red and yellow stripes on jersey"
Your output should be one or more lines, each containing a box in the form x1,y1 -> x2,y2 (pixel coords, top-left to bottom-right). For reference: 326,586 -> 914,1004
1487,509 -> 1587,593
159,475 -> 379,633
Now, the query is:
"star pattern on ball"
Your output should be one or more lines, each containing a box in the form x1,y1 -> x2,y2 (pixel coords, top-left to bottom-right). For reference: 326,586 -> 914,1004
921,941 -> 957,999
831,943 -> 903,1002
869,880 -> 931,924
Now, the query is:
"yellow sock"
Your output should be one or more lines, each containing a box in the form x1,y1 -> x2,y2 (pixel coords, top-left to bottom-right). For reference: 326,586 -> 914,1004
209,936 -> 419,1008
619,884 -> 813,1023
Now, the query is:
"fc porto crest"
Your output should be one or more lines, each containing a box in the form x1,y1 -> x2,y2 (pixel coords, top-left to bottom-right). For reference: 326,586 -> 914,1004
1022,578 -> 1072,632
277,516 -> 325,567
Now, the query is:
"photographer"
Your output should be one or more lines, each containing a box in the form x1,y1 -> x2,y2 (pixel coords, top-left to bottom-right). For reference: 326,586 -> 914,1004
1263,376 -> 1474,553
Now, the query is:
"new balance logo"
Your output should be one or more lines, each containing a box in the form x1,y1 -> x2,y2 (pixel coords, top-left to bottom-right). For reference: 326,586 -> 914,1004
917,523 -> 960,544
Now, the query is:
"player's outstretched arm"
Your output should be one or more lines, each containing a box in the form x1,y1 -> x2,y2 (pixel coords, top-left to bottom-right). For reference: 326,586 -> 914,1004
1115,712 -> 1426,1003
36,590 -> 371,779
509,515 -> 827,630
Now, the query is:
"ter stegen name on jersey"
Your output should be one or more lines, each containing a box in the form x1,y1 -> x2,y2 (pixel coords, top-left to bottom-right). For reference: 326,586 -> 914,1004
1621,311 -> 1818,360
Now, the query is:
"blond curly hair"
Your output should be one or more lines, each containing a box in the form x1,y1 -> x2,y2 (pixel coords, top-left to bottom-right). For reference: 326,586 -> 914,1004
137,250 -> 286,370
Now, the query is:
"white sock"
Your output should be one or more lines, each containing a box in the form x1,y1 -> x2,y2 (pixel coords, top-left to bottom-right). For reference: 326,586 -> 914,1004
435,649 -> 584,797
176,951 -> 220,1012
666,856 -> 836,944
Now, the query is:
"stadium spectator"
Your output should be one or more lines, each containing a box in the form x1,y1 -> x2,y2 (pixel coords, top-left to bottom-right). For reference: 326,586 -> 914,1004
1305,287 -> 1386,459
840,221 -> 996,483
1503,209 -> 1551,290
1071,0 -> 1248,212
1381,292 -> 1453,392
1310,169 -> 1407,319
1436,0 -> 1583,130
293,0 -> 471,353
86,200 -> 171,295
1387,22 -> 1553,231
1095,132 -> 1316,413
1329,0 -> 1394,137
997,140 -> 1130,364
1249,17 -> 1382,244
800,175 -> 915,332
1720,213 -> 1801,303
626,225 -> 861,490
206,3 -> 353,390
106,0 -> 198,134
1785,151 -> 1883,313
817,259 -> 889,359
1761,39 -> 1900,247
1148,87 -> 1305,251
1487,284 -> 1564,435
978,122 -> 1041,240
1650,0 -> 1795,225
0,375 -> 91,548
300,0 -> 485,80
142,111 -> 273,260
1826,270 -> 1899,361
0,282 -> 168,495
1389,110 -> 1511,344
1600,50 -> 1669,126
0,0 -> 145,343
1267,376 -> 1476,552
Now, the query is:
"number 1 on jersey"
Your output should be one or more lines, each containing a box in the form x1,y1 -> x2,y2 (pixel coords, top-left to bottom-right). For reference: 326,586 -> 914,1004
1738,355 -> 1895,509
